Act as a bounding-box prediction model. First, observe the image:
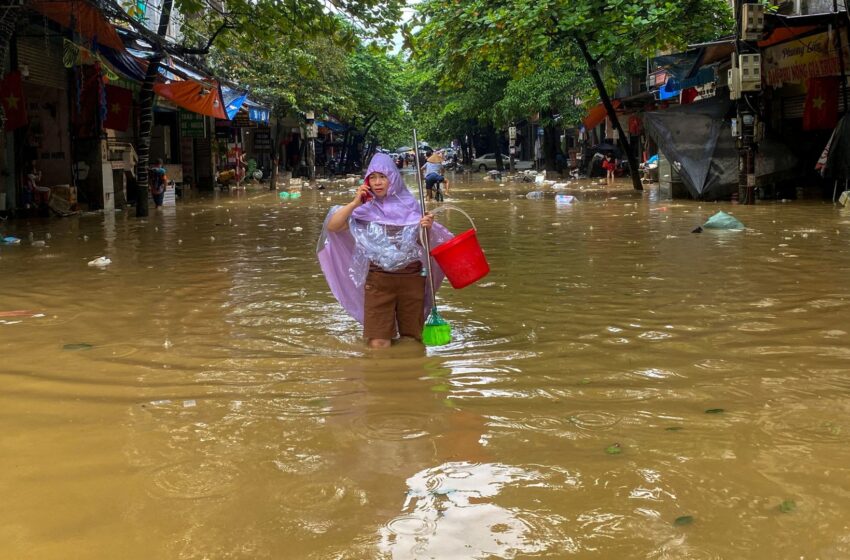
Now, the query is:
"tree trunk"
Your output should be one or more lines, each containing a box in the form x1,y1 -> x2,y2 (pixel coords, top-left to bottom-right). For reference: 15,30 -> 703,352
269,117 -> 282,190
135,0 -> 173,216
340,128 -> 352,171
488,125 -> 503,170
576,36 -> 642,191
460,135 -> 470,164
544,113 -> 558,172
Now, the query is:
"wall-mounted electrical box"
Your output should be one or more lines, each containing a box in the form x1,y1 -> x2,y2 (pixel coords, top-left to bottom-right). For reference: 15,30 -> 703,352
739,53 -> 762,91
742,3 -> 765,40
728,67 -> 741,100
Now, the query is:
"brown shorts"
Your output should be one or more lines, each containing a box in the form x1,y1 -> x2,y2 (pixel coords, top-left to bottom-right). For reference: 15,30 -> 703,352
363,265 -> 426,341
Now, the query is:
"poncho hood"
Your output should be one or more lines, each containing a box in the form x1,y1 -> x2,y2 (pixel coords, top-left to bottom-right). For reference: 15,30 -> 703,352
351,153 -> 422,227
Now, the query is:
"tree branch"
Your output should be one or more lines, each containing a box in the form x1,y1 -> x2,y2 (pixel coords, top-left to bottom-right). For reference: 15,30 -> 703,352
99,0 -> 231,57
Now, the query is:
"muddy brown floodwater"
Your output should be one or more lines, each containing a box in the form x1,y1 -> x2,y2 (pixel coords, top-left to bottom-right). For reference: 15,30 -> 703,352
1,174 -> 850,559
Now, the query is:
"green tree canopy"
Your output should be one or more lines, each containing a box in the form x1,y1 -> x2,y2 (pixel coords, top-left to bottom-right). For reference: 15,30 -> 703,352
413,0 -> 734,186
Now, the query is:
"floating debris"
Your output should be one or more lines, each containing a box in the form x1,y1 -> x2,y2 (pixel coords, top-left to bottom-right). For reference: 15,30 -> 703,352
87,257 -> 111,267
63,343 -> 93,351
605,443 -> 622,455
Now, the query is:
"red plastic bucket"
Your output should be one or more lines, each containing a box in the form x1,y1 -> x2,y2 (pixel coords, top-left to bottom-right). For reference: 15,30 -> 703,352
430,228 -> 490,289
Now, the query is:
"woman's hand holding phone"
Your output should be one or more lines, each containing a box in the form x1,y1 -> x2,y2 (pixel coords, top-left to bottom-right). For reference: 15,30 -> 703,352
354,182 -> 373,206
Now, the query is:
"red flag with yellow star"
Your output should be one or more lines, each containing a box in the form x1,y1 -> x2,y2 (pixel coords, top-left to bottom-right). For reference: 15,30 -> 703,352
0,71 -> 27,131
103,85 -> 132,131
803,77 -> 839,131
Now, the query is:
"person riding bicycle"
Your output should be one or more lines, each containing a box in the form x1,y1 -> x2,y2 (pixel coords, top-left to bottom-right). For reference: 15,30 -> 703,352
421,151 -> 450,201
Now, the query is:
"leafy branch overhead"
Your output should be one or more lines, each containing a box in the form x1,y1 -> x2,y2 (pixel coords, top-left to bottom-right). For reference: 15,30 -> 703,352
410,0 -> 732,182
108,0 -> 404,58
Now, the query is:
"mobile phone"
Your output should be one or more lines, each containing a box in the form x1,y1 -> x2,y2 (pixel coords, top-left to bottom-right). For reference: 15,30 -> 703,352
360,178 -> 374,203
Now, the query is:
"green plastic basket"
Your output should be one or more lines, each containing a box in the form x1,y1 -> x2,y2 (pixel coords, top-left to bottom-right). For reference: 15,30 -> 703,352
422,308 -> 452,346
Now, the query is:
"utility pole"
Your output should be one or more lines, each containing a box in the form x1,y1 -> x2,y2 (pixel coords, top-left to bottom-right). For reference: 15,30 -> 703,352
305,111 -> 316,181
508,124 -> 516,173
732,0 -> 765,204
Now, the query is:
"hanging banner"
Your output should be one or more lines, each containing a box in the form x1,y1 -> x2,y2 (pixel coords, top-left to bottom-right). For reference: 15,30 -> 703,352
63,40 -> 120,82
0,71 -> 28,130
30,0 -> 125,52
803,76 -> 839,130
103,85 -> 132,131
154,80 -> 227,119
763,28 -> 850,86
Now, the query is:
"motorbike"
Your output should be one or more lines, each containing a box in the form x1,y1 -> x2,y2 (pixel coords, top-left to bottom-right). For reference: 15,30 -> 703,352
444,158 -> 464,173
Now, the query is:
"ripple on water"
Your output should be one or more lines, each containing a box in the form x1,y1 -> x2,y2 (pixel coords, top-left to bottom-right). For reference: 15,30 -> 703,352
75,343 -> 139,359
756,405 -> 850,446
248,391 -> 355,419
567,411 -> 622,431
735,321 -> 778,333
652,539 -> 718,560
385,514 -> 437,536
148,459 -> 242,499
637,331 -> 674,341
278,477 -> 368,513
350,411 -> 434,441
626,368 -> 683,381
693,358 -> 743,373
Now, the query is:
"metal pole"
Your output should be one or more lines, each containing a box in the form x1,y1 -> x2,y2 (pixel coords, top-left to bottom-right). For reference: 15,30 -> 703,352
412,129 -> 438,309
834,0 -> 848,114
509,124 -> 516,173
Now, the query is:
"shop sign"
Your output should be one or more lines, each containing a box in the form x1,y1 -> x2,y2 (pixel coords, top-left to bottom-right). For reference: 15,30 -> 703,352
764,28 -> 850,86
249,107 -> 270,124
180,110 -> 206,138
253,128 -> 271,152
232,110 -> 254,128
214,119 -> 231,139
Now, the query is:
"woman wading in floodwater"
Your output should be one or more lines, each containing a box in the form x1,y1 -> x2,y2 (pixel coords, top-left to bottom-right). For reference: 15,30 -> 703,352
317,153 -> 452,348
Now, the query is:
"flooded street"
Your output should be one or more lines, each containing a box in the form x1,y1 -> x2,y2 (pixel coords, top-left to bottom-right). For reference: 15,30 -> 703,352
2,175 -> 850,559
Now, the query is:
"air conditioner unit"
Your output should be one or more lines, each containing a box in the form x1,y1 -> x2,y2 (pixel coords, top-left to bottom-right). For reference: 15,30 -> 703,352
742,3 -> 765,40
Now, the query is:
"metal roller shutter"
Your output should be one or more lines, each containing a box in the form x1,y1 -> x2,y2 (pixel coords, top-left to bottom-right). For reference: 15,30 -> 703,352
17,34 -> 66,90
781,92 -> 849,119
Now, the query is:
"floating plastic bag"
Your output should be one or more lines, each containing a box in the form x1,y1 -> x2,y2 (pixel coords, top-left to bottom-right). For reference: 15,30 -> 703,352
702,211 -> 744,230
348,219 -> 423,287
88,256 -> 112,267
555,194 -> 576,205
526,191 -> 544,199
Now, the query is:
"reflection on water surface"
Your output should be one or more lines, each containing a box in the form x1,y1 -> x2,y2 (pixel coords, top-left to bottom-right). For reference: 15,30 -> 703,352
1,178 -> 850,558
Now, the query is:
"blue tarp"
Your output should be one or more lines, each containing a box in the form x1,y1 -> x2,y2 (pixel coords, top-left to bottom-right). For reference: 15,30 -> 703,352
665,66 -> 717,92
222,86 -> 249,120
650,50 -> 703,81
658,81 -> 681,100
99,47 -> 146,82
316,119 -> 345,132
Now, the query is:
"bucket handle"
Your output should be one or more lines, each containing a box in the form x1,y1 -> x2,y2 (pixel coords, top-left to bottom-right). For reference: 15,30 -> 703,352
427,204 -> 476,232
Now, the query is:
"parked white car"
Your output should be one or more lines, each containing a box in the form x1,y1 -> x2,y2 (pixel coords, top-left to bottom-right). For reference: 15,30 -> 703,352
472,153 -> 534,171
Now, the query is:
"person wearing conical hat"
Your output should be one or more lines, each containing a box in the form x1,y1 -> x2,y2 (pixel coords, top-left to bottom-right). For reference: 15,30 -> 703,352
421,150 -> 450,200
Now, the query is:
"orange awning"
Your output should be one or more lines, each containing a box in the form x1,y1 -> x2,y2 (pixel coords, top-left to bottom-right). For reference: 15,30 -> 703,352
583,100 -> 621,130
154,80 -> 227,119
758,25 -> 819,48
30,0 -> 124,52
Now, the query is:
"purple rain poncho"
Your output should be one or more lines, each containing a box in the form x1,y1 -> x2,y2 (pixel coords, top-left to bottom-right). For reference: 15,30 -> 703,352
317,153 -> 453,325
